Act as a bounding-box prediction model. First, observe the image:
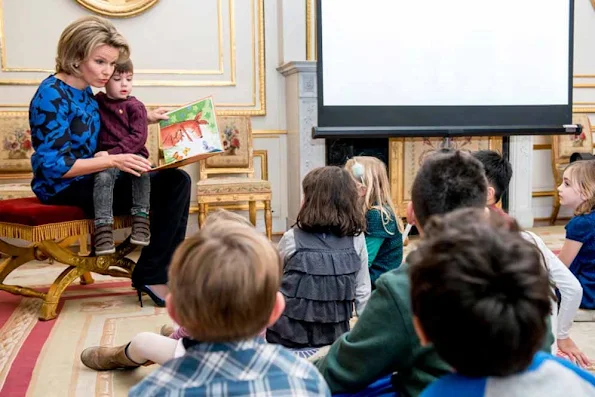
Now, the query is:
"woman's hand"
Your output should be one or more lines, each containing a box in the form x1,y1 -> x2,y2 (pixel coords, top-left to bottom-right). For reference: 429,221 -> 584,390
557,337 -> 592,368
147,107 -> 169,124
109,154 -> 152,177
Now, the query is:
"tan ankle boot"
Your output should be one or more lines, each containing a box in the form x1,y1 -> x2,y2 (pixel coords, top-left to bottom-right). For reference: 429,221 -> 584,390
80,343 -> 144,371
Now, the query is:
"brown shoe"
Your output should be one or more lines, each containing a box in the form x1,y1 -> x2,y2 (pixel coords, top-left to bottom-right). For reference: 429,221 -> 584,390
160,324 -> 175,337
80,343 -> 144,371
130,215 -> 150,246
94,224 -> 115,255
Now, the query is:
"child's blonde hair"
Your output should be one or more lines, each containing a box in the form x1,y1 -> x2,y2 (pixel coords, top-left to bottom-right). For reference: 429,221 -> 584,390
345,156 -> 404,234
564,160 -> 595,216
168,220 -> 281,342
205,208 -> 253,227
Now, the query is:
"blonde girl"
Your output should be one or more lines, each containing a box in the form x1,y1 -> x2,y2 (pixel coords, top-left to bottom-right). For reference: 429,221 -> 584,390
345,156 -> 404,286
558,160 -> 595,311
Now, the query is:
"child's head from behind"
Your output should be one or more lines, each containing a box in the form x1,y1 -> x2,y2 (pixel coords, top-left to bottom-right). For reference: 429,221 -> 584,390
205,208 -> 253,227
167,220 -> 283,342
296,166 -> 365,237
409,208 -> 551,377
345,156 -> 403,233
105,59 -> 133,100
410,150 -> 488,230
558,160 -> 595,215
472,150 -> 512,206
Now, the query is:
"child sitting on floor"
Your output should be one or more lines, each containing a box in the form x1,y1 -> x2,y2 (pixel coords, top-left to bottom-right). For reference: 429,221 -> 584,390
558,160 -> 595,311
84,219 -> 331,396
473,150 -> 589,367
345,156 -> 403,287
80,210 -> 261,368
266,166 -> 371,358
409,208 -> 595,396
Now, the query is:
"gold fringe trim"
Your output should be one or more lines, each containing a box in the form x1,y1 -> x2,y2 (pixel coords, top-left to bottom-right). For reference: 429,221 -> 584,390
0,216 -> 132,242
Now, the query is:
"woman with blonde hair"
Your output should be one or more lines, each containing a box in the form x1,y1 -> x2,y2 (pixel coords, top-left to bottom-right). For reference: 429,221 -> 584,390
345,156 -> 404,286
29,16 -> 190,306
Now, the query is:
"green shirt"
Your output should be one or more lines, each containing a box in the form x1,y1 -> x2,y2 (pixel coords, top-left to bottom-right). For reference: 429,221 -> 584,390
314,265 -> 555,397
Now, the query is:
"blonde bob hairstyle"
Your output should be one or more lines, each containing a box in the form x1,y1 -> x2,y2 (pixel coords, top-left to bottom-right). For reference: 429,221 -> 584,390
55,16 -> 130,76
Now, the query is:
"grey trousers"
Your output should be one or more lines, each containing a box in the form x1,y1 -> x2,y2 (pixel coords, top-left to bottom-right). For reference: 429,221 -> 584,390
94,168 -> 150,226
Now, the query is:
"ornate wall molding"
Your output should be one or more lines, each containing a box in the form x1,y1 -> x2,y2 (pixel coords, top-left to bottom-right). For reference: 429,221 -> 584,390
73,0 -> 159,18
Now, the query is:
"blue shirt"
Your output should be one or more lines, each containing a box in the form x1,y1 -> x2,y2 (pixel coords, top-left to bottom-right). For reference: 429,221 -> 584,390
129,337 -> 331,397
29,75 -> 99,202
421,352 -> 595,397
566,212 -> 595,308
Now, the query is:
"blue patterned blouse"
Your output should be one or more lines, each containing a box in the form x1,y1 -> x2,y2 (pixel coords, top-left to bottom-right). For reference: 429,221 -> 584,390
29,75 -> 99,202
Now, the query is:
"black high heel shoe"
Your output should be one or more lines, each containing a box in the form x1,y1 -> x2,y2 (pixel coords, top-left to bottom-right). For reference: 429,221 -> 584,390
135,285 -> 166,308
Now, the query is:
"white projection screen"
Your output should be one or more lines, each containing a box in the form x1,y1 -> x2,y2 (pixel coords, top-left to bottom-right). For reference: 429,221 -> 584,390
315,0 -> 575,137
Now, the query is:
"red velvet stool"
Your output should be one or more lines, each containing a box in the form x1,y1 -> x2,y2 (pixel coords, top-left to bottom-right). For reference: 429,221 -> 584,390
0,197 -> 135,320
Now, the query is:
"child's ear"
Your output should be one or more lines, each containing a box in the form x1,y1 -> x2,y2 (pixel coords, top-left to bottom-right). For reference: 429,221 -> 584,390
486,186 -> 496,205
413,316 -> 430,346
406,202 -> 416,226
267,292 -> 286,327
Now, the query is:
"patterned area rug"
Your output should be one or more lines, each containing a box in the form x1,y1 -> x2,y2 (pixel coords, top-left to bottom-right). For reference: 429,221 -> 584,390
0,279 -> 171,397
1,226 -> 594,396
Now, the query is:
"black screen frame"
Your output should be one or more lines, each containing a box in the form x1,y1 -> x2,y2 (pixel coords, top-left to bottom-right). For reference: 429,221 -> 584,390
314,0 -> 576,138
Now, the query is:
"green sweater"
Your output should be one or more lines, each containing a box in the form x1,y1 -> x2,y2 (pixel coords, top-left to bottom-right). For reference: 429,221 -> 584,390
314,265 -> 555,397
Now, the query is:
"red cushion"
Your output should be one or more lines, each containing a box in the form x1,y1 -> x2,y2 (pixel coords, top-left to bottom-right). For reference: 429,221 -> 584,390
0,197 -> 87,226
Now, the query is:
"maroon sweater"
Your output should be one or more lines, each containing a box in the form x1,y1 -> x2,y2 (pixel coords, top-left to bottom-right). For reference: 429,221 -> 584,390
95,92 -> 149,158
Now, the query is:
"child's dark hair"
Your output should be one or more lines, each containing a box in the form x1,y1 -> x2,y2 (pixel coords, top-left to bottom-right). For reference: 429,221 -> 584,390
114,58 -> 133,74
409,208 -> 552,377
411,150 -> 488,228
472,150 -> 512,203
295,166 -> 365,237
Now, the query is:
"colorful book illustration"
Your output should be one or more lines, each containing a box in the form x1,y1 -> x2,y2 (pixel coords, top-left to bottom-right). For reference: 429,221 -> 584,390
154,96 -> 223,170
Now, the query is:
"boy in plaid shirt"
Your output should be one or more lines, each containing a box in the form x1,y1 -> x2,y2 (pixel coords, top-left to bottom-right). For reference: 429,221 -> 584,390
129,220 -> 330,397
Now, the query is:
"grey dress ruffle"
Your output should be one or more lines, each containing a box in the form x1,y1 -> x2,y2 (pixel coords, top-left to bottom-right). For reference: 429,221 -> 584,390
267,228 -> 361,348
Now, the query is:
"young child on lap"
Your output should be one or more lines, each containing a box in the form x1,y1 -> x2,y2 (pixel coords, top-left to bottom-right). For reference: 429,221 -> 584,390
473,150 -> 589,367
266,166 -> 371,358
345,156 -> 403,287
84,217 -> 330,396
409,208 -> 595,396
93,59 -> 151,255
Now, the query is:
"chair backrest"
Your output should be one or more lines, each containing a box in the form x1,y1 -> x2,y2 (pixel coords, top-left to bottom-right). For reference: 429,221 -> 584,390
199,116 -> 254,179
551,114 -> 594,183
0,112 -> 34,178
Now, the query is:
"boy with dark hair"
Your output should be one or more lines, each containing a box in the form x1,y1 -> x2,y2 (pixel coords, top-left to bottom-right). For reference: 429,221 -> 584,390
473,150 -> 590,368
315,150 -> 555,396
410,208 -> 595,396
472,150 -> 512,206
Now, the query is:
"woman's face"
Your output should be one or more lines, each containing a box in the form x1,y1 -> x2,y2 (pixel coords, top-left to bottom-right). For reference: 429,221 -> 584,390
79,44 -> 119,88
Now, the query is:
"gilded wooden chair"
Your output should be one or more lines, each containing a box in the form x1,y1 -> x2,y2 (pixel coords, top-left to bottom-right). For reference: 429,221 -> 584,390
550,114 -> 594,224
196,116 -> 272,239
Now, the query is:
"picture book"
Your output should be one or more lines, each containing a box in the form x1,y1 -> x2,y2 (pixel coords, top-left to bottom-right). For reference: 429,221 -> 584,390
154,96 -> 223,170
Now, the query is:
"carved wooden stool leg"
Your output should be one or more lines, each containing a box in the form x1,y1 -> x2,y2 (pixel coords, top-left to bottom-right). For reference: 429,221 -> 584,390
80,272 -> 95,285
40,266 -> 86,321
249,201 -> 257,226
0,240 -> 36,284
198,204 -> 207,228
264,200 -> 272,240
